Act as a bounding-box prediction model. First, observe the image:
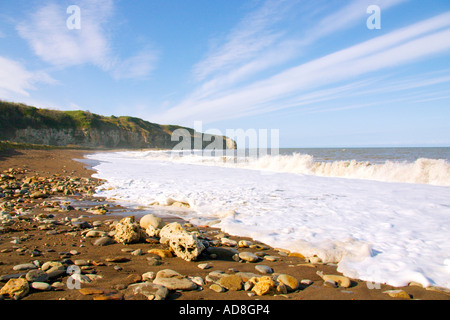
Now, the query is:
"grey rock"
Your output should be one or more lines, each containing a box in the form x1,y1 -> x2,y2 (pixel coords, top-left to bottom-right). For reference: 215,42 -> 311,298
26,269 -> 49,283
238,252 -> 260,262
126,282 -> 169,300
153,269 -> 197,291
31,282 -> 52,291
13,263 -> 37,271
93,236 -> 114,246
255,265 -> 273,274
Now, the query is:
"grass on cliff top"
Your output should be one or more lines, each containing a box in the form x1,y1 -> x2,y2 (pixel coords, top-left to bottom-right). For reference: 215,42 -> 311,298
0,140 -> 88,152
0,100 -> 189,136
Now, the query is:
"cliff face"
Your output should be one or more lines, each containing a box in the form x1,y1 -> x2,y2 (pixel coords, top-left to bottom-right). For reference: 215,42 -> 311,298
0,101 -> 236,150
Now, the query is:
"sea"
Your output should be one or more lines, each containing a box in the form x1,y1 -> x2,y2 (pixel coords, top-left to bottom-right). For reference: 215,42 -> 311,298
83,147 -> 450,289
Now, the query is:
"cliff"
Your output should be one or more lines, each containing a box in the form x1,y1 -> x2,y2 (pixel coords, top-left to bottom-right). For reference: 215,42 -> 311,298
0,101 -> 236,150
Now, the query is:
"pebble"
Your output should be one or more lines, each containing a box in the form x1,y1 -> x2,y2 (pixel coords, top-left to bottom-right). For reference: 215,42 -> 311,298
221,237 -> 237,247
31,282 -> 51,291
131,249 -> 143,256
26,269 -> 49,283
218,274 -> 243,291
197,263 -> 211,270
383,289 -> 411,299
152,269 -> 197,291
277,274 -> 300,292
264,255 -> 279,262
210,284 -> 226,293
93,236 -> 114,246
255,265 -> 273,274
238,252 -> 259,262
13,263 -> 37,271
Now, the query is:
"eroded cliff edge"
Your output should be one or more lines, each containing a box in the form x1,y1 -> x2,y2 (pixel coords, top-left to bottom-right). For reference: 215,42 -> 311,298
0,101 -> 236,150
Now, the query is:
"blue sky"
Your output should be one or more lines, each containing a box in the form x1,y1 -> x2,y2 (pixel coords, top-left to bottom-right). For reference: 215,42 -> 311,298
0,0 -> 449,148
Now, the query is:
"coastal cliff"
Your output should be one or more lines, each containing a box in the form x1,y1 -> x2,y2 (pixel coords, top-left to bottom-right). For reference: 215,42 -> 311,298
0,101 -> 236,149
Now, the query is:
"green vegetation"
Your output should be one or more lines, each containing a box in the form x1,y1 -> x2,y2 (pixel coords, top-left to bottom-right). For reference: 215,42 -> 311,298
0,100 -> 233,149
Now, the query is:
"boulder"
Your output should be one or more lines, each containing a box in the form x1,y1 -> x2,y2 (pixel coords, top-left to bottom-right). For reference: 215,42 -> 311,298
152,269 -> 197,291
114,216 -> 146,244
277,274 -> 299,292
140,214 -> 164,230
159,222 -> 205,261
126,282 -> 169,300
0,278 -> 30,300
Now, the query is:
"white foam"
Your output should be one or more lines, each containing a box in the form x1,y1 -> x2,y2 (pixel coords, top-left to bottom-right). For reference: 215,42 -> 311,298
86,151 -> 450,289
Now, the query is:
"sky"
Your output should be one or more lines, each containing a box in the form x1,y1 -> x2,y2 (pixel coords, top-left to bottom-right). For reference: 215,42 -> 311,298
0,0 -> 449,148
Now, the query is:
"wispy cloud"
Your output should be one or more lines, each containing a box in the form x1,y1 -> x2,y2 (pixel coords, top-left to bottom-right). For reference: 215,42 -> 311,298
16,0 -> 158,80
0,56 -> 55,98
152,7 -> 450,126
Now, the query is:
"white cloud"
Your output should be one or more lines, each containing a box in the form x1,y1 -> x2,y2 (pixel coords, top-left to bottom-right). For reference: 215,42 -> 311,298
110,48 -> 159,80
16,0 -> 114,70
152,11 -> 450,125
0,56 -> 55,98
16,0 -> 157,80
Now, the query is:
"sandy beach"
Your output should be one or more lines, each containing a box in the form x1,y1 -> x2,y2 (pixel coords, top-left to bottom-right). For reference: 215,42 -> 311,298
0,148 -> 449,304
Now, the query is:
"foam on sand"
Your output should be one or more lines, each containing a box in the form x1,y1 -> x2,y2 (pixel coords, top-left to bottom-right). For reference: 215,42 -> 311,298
86,150 -> 450,289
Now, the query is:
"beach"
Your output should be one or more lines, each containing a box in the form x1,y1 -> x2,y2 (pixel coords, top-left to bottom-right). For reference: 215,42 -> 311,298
0,148 -> 449,302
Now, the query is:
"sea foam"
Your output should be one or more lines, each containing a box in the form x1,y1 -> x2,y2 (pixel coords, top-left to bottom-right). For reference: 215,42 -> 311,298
86,150 -> 450,289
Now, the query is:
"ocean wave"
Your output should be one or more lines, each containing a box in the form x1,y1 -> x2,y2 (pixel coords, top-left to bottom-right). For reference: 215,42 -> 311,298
135,151 -> 450,186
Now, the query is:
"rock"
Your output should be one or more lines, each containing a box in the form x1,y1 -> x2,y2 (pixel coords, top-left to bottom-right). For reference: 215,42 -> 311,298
206,270 -> 226,284
147,249 -> 173,258
93,236 -> 114,246
316,271 -> 351,288
210,284 -> 226,293
145,225 -> 160,237
238,251 -> 260,262
31,282 -> 51,291
105,256 -> 130,263
235,272 -> 261,282
221,237 -> 237,247
251,276 -> 276,296
153,269 -> 197,291
30,191 -> 48,199
255,265 -> 273,274
206,247 -> 239,260
238,240 -> 252,248
85,230 -> 107,238
198,263 -> 211,270
218,274 -> 243,291
126,282 -> 169,300
160,222 -> 205,261
26,269 -> 49,283
189,276 -> 205,287
301,279 -> 313,286
13,263 -> 38,271
276,274 -> 299,292
383,289 -> 411,299
324,280 -> 338,288
0,278 -> 29,300
142,271 -> 156,281
159,222 -> 185,239
114,216 -> 146,244
42,261 -> 66,279
123,273 -> 142,285
264,255 -> 279,262
131,249 -> 143,256
288,252 -> 305,259
139,214 -> 164,230
147,257 -> 162,266
79,288 -> 104,295
74,260 -> 89,266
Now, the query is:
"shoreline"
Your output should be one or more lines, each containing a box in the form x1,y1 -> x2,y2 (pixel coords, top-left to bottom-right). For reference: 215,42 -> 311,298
0,149 -> 449,301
